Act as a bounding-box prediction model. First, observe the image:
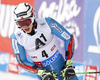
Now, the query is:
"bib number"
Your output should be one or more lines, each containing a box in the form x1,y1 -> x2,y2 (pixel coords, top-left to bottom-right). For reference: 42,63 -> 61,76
35,33 -> 49,58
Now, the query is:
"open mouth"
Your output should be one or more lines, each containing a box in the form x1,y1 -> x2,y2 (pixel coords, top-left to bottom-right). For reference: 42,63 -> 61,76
25,27 -> 30,31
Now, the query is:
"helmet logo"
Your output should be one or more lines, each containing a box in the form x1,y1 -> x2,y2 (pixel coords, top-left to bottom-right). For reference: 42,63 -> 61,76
30,9 -> 33,17
21,16 -> 24,19
17,14 -> 20,17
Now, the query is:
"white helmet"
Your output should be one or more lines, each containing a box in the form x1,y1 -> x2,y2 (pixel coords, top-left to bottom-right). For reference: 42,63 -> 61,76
13,3 -> 35,23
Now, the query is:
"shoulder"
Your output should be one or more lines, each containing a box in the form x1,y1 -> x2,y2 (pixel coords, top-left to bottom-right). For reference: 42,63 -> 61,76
45,17 -> 52,20
45,17 -> 54,22
35,18 -> 45,23
36,17 -> 55,24
36,17 -> 53,32
10,33 -> 16,39
10,29 -> 24,40
45,17 -> 58,25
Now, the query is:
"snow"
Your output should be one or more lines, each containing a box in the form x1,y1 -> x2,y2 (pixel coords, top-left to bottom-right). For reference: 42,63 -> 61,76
0,71 -> 38,80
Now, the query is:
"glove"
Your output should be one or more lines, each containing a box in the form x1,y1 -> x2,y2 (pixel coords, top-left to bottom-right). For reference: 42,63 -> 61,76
64,66 -> 75,79
60,60 -> 75,79
38,69 -> 58,80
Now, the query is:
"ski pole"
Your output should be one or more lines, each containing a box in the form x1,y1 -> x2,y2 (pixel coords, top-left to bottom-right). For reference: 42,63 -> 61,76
75,71 -> 100,75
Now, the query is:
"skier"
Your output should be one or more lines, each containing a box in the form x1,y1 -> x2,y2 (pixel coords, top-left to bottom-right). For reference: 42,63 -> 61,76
10,3 -> 78,80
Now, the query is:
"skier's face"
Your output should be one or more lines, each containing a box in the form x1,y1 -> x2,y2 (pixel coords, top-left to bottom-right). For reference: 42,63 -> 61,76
21,24 -> 33,33
17,19 -> 33,33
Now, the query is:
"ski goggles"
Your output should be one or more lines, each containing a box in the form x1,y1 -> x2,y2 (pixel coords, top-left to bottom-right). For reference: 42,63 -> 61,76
17,19 -> 32,27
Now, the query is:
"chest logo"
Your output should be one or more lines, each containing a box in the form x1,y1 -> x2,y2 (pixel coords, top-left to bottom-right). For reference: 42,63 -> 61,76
35,33 -> 49,58
35,33 -> 47,50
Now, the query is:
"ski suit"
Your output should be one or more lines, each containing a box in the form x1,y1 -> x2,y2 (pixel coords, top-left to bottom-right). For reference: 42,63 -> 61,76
10,17 -> 78,80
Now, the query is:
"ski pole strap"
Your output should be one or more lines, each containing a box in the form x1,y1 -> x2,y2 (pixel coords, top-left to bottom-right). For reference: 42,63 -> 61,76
76,72 -> 100,75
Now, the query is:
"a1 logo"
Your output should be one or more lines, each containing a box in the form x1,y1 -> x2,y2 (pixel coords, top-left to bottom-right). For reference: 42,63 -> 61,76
35,33 -> 49,58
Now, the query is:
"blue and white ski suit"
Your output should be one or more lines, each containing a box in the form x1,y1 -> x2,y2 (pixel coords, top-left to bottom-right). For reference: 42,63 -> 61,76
10,17 -> 78,80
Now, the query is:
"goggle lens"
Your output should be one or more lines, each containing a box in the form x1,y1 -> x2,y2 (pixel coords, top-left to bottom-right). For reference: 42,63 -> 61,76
17,19 -> 32,27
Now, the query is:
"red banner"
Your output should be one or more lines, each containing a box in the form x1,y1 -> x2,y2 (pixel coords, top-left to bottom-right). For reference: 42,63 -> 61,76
85,65 -> 98,80
8,54 -> 19,74
0,0 -> 34,54
0,36 -> 14,54
1,0 -> 34,7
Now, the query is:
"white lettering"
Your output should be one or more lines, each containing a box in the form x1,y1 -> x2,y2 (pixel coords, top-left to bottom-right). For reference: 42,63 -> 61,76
52,23 -> 62,33
12,39 -> 19,53
93,7 -> 100,49
43,51 -> 60,66
38,0 -> 81,49
8,64 -> 18,72
0,4 -> 16,38
0,54 -> 9,64
9,55 -> 18,64
86,66 -> 96,77
61,31 -> 70,40
88,7 -> 100,54
38,0 -> 81,23
8,54 -> 18,72
86,77 -> 95,80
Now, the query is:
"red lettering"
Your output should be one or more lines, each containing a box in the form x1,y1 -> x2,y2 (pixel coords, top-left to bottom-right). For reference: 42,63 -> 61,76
31,56 -> 37,59
51,45 -> 56,51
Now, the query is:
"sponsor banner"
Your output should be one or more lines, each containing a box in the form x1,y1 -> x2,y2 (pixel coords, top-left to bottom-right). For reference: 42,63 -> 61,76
0,36 -> 14,54
85,65 -> 98,80
1,0 -> 34,7
35,0 -> 84,62
1,52 -> 100,80
0,52 -> 10,72
84,0 -> 100,66
0,52 -> 37,78
41,50 -> 61,67
0,1 -> 34,54
98,67 -> 100,80
8,54 -> 19,74
73,62 -> 85,80
0,4 -> 17,54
